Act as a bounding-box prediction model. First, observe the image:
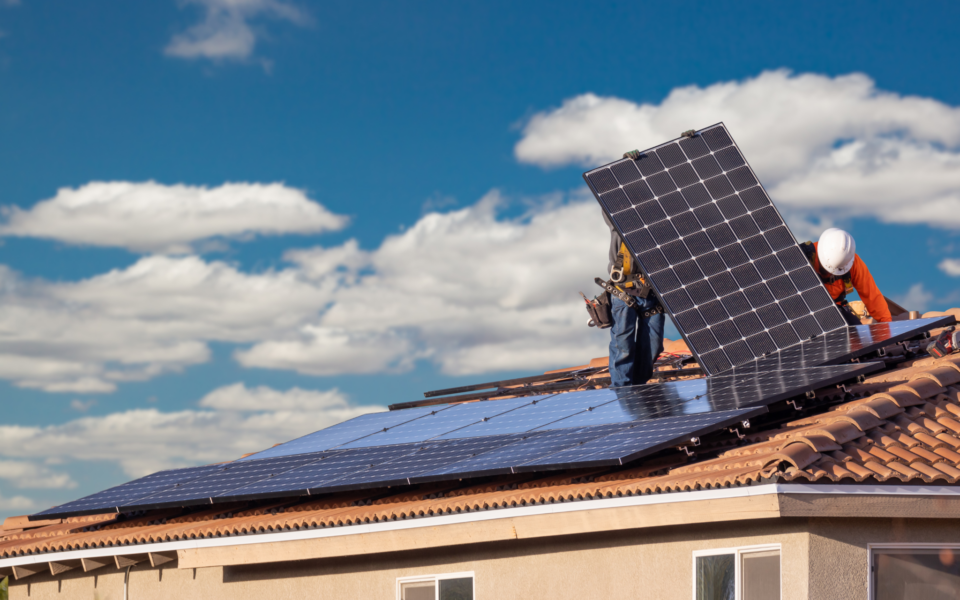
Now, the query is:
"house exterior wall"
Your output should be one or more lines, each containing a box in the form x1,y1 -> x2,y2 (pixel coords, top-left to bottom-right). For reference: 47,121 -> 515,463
806,517 -> 960,600
9,517 -> 959,600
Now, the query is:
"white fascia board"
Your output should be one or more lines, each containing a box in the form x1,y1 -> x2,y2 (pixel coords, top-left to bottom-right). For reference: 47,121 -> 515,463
1,483 -> 957,570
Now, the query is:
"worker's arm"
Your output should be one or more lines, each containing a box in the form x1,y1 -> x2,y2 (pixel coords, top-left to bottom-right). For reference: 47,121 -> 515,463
850,255 -> 892,322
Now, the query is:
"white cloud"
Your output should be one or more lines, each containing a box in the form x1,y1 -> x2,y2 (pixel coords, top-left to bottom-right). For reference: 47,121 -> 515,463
165,0 -> 308,61
0,383 -> 381,480
0,461 -> 75,490
0,493 -> 33,512
237,190 -> 611,376
198,382 -> 352,412
895,283 -> 934,313
0,181 -> 346,253
69,399 -> 97,412
0,189 -> 613,391
0,254 -> 334,392
515,70 -> 960,231
940,258 -> 960,277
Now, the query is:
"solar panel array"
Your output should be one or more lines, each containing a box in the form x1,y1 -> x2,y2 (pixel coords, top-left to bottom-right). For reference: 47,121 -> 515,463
34,123 -> 952,522
584,123 -> 848,375
34,362 -> 884,518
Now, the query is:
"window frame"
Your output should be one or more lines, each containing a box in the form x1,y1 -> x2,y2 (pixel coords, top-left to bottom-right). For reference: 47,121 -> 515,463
396,571 -> 475,600
692,543 -> 782,600
868,543 -> 960,600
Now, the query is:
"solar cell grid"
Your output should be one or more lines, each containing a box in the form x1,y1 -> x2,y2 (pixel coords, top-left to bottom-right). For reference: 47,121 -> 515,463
334,395 -> 545,448
586,123 -> 848,375
242,403 -> 453,460
135,452 -> 330,508
32,464 -> 222,518
416,426 -> 632,481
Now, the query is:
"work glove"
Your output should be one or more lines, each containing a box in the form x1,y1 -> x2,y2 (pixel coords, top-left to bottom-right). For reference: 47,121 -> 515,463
622,149 -> 641,160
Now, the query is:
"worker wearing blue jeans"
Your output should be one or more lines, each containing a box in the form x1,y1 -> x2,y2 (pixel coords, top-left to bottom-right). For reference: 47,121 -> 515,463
604,212 -> 665,387
609,294 -> 665,387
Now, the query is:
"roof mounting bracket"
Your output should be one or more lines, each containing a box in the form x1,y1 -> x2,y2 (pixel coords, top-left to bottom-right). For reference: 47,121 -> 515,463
728,427 -> 745,440
787,399 -> 804,411
805,390 -> 816,400
741,419 -> 751,429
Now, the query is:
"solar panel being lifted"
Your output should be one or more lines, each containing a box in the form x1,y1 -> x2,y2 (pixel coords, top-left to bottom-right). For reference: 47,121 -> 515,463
585,124 -> 848,375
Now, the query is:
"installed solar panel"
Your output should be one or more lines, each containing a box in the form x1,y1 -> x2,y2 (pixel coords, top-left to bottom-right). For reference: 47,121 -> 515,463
241,403 -> 454,460
516,408 -> 760,471
322,435 -> 525,491
585,123 -> 847,376
413,425 -> 633,481
433,389 -> 616,440
37,356 -> 884,518
31,464 -> 222,518
126,452 -> 332,509
334,395 -> 550,449
205,443 -> 426,502
740,316 -> 956,373
528,362 -> 880,431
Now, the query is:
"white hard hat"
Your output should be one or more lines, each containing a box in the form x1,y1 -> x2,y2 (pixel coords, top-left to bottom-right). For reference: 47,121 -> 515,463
817,228 -> 856,276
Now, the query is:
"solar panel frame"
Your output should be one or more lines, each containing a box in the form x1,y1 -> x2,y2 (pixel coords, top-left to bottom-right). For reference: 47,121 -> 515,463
240,403 -> 457,460
121,453 -> 336,510
585,123 -> 848,375
31,464 -> 223,519
513,408 -> 763,471
739,316 -> 956,373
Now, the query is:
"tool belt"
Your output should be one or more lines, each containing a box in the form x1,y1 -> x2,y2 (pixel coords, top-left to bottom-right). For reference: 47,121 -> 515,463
584,278 -> 663,326
584,242 -> 662,328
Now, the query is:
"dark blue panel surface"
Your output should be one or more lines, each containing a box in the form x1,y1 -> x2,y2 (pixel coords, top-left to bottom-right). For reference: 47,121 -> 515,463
128,452 -> 332,508
327,435 -> 525,490
518,408 -> 762,471
336,395 -> 550,449
32,464 -> 222,518
434,389 -> 617,439
416,424 -> 633,481
242,404 -> 453,460
211,443 -> 425,501
739,317 -> 955,372
584,123 -> 849,376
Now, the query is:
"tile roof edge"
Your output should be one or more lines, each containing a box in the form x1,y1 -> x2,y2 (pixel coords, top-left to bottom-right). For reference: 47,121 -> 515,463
4,482 -> 960,571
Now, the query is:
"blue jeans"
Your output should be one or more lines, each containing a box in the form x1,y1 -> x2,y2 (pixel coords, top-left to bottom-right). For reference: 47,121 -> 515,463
609,295 -> 665,387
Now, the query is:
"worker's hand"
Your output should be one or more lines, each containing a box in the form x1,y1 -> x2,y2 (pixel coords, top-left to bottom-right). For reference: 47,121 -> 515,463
623,149 -> 641,160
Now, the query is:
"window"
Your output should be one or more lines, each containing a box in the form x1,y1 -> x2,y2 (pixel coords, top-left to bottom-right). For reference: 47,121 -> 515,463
871,545 -> 960,600
694,545 -> 781,600
398,572 -> 474,600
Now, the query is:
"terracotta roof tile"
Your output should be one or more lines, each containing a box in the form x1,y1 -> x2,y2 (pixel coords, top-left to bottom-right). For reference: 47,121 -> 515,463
913,367 -> 960,388
891,378 -> 947,399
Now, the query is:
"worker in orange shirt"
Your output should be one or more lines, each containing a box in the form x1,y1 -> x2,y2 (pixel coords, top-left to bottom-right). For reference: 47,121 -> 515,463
801,228 -> 891,325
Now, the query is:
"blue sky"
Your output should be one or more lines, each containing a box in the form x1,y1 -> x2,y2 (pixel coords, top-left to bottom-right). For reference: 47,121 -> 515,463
0,0 -> 958,517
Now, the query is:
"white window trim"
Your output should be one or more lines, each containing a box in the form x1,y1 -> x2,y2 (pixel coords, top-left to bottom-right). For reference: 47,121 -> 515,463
692,543 -> 782,600
397,571 -> 475,600
867,543 -> 960,600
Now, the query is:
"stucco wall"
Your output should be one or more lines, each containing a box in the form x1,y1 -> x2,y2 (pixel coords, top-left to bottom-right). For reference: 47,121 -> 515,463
806,517 -> 960,600
15,517 -> 958,599
10,518 -> 813,600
